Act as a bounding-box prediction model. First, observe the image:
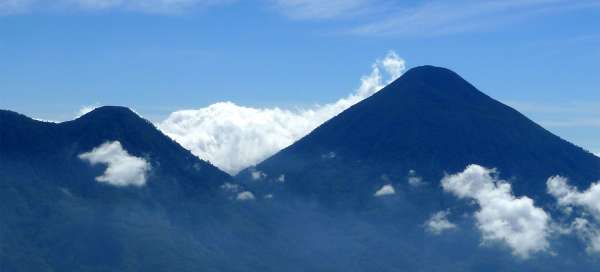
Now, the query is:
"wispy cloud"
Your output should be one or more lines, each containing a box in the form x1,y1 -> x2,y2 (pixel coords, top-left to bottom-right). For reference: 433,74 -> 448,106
0,0 -> 234,15
76,103 -> 100,118
0,0 -> 34,15
351,0 -> 600,36
270,0 -> 381,20
547,176 -> 600,253
508,101 -> 600,129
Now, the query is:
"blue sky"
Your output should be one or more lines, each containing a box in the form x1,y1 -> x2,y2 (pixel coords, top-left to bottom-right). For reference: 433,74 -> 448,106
1,0 -> 600,158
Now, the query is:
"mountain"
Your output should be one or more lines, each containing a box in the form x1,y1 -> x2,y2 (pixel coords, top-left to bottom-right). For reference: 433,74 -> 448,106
1,106 -> 230,195
240,66 -> 600,204
0,107 -> 250,271
3,69 -> 600,271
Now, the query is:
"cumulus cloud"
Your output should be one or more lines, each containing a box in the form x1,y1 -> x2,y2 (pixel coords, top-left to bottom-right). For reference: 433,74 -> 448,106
442,165 -> 550,258
570,217 -> 600,253
79,141 -> 150,187
159,51 -> 406,174
547,176 -> 600,218
426,210 -> 457,235
547,176 -> 600,253
236,191 -> 255,201
374,184 -> 395,197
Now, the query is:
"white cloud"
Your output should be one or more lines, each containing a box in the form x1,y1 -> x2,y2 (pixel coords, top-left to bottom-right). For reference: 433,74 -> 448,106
374,184 -> 395,197
0,0 -> 233,15
79,141 -> 150,187
277,174 -> 285,183
426,210 -> 457,235
547,176 -> 600,218
159,51 -> 406,174
442,165 -> 551,258
32,117 -> 60,123
570,217 -> 600,253
321,152 -> 336,159
547,176 -> 600,253
236,191 -> 255,201
251,169 -> 267,181
76,103 -> 100,118
407,169 -> 424,187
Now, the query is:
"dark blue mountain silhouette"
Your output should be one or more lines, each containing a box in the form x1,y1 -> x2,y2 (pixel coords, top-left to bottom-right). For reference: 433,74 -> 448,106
241,66 -> 600,204
2,68 -> 600,272
0,107 -> 246,271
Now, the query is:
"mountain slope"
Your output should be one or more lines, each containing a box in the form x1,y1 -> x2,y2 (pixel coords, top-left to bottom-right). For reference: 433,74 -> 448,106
0,106 -> 230,194
242,66 -> 600,202
0,106 -> 243,271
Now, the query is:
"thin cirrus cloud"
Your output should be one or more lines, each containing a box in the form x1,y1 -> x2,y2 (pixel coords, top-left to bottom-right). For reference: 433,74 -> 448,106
159,51 -> 406,175
350,0 -> 600,36
270,0 -> 379,20
79,141 -> 151,187
265,1 -> 600,36
0,0 -> 234,15
441,164 -> 551,259
4,0 -> 598,38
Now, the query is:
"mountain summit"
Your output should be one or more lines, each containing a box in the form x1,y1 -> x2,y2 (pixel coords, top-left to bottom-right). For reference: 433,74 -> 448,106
243,65 -> 600,201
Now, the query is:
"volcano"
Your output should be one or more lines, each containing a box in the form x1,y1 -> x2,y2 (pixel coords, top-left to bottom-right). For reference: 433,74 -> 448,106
242,66 -> 600,202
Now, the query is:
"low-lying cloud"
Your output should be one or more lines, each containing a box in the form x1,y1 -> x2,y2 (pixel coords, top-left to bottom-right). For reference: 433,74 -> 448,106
442,165 -> 550,258
79,141 -> 151,187
547,176 -> 600,253
425,210 -> 456,235
236,191 -> 256,201
159,51 -> 405,174
374,184 -> 395,197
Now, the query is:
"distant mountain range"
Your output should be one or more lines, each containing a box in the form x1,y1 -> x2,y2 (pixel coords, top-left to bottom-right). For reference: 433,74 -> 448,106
2,66 -> 600,271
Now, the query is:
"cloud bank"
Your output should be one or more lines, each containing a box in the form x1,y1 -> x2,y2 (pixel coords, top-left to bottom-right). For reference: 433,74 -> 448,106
159,51 -> 405,174
79,141 -> 151,186
442,165 -> 550,258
